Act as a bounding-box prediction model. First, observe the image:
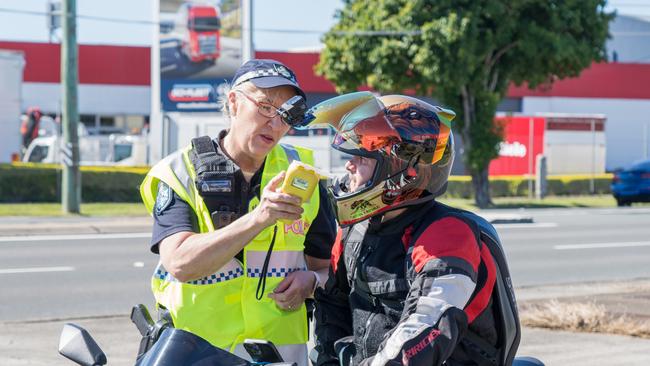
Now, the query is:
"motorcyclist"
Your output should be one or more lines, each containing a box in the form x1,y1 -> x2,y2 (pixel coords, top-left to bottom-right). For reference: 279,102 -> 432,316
309,92 -> 520,366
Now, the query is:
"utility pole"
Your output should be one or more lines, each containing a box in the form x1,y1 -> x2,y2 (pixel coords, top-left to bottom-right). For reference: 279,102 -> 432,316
61,0 -> 80,213
242,0 -> 253,62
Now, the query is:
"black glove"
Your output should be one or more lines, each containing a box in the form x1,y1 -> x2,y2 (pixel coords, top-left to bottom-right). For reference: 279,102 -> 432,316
334,336 -> 356,366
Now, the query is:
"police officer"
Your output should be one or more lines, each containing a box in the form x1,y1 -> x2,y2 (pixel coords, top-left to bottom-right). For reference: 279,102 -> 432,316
308,93 -> 520,366
140,59 -> 336,366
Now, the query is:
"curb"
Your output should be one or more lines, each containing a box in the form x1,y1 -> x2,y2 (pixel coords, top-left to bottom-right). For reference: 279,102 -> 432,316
484,214 -> 534,225
0,216 -> 152,236
489,217 -> 534,224
0,214 -> 534,237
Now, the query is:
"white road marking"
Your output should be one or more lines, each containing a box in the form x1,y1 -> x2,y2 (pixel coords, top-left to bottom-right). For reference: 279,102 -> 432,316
0,232 -> 151,243
0,266 -> 75,274
554,241 -> 650,250
133,262 -> 145,268
494,222 -> 558,229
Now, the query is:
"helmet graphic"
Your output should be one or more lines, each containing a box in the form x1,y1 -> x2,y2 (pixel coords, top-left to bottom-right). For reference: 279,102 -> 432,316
305,92 -> 455,226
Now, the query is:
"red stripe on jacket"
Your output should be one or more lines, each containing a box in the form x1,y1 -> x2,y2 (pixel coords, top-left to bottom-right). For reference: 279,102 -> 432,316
330,228 -> 344,273
411,217 -> 481,273
464,243 -> 497,323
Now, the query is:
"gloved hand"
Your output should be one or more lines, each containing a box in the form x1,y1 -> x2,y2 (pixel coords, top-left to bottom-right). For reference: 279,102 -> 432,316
334,336 -> 356,366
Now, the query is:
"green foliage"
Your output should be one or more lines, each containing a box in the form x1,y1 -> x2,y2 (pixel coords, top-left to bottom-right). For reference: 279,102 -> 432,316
0,164 -> 146,203
444,175 -> 612,198
317,0 -> 613,207
0,203 -> 147,216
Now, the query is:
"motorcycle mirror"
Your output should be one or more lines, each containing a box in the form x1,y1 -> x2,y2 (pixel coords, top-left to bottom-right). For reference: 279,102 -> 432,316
58,323 -> 107,366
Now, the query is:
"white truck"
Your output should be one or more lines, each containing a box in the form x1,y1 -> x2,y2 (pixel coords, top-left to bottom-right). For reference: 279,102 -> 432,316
0,50 -> 25,163
22,117 -> 148,166
23,117 -> 147,166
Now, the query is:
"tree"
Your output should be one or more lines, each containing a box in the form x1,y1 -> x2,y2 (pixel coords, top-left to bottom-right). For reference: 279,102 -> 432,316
317,0 -> 614,207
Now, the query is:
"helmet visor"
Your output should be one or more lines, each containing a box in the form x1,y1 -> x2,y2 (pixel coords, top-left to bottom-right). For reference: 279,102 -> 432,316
300,91 -> 376,130
332,98 -> 402,154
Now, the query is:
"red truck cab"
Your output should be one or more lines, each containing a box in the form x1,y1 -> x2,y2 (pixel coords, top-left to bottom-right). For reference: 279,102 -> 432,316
177,3 -> 221,64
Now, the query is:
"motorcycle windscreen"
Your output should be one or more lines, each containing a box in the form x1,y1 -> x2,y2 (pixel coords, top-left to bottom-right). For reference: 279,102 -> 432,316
135,328 -> 249,366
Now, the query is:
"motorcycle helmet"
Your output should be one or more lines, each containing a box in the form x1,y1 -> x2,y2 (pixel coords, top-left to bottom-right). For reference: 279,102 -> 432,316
305,92 -> 455,226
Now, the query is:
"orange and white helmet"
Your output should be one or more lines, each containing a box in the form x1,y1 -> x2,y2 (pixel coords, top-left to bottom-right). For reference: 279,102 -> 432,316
304,92 -> 455,226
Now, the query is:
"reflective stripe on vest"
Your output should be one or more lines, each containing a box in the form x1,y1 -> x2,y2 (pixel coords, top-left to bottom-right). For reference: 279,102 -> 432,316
140,142 -> 319,365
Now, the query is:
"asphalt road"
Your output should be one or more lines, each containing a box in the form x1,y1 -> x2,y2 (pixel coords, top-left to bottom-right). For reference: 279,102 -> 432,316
0,232 -> 156,322
1,207 -> 650,365
496,206 -> 650,287
1,207 -> 649,322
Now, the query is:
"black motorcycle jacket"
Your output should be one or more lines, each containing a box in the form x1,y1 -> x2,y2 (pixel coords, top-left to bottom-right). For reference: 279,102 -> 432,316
314,201 -> 517,366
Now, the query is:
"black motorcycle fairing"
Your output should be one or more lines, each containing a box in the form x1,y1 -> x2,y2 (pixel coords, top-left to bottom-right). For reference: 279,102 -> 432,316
135,327 -> 249,366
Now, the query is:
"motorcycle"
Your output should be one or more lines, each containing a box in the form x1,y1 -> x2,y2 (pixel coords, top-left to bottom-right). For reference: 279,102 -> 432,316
58,304 -> 296,366
58,304 -> 544,366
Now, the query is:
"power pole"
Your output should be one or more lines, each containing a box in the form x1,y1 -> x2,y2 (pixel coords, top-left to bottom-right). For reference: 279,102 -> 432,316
61,0 -> 80,213
242,0 -> 253,62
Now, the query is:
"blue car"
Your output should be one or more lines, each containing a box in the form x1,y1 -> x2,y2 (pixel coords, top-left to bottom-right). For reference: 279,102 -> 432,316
612,158 -> 650,206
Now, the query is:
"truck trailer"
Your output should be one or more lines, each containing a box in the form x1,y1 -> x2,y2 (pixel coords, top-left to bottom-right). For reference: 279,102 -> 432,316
0,50 -> 25,163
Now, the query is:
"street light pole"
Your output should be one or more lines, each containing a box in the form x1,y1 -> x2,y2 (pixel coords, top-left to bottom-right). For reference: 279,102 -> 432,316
61,0 -> 80,213
242,0 -> 253,62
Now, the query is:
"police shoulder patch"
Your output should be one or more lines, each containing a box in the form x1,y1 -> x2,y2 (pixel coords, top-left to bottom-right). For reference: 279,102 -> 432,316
154,182 -> 173,215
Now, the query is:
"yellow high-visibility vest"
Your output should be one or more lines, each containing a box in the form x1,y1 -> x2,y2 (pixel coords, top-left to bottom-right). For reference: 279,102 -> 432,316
140,142 -> 319,362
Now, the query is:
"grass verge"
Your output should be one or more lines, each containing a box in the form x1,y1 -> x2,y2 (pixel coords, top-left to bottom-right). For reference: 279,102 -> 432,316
0,203 -> 147,216
2,195 -> 649,217
520,299 -> 650,339
438,195 -> 628,211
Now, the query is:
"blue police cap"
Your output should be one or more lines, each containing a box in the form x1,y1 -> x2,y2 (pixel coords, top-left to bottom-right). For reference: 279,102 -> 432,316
231,59 -> 306,99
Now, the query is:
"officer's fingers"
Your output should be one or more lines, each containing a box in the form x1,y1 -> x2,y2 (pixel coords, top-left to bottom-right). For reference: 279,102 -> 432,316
266,202 -> 303,218
268,292 -> 291,305
264,190 -> 302,206
274,294 -> 299,311
273,275 -> 294,294
265,171 -> 286,193
267,294 -> 288,308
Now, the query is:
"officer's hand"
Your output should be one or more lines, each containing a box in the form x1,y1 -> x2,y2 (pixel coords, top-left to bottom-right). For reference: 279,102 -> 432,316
253,171 -> 303,228
268,270 -> 316,311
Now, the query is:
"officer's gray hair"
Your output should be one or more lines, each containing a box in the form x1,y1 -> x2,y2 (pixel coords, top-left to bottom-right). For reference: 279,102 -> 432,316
218,81 -> 259,119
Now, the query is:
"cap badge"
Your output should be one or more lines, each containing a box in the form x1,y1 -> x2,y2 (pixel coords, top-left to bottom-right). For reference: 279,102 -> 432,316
275,65 -> 292,80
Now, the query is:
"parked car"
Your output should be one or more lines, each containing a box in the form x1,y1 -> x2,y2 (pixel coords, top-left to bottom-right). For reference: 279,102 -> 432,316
611,158 -> 650,206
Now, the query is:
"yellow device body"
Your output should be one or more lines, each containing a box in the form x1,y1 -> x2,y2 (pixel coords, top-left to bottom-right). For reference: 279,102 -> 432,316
280,161 -> 319,222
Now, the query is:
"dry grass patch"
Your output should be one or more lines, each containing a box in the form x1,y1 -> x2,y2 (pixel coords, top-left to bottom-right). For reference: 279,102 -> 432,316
520,300 -> 650,339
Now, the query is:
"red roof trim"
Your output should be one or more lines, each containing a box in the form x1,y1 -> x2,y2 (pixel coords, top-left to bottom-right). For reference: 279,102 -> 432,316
3,42 -> 648,99
508,62 -> 650,100
0,41 -> 150,86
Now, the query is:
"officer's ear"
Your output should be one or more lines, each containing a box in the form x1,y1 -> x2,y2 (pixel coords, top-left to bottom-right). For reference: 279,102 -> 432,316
228,90 -> 239,117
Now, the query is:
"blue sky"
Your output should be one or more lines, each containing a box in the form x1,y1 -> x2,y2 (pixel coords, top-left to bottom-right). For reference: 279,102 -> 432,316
0,0 -> 647,49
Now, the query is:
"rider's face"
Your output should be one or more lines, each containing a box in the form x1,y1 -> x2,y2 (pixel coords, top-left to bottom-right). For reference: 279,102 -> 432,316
345,155 -> 376,192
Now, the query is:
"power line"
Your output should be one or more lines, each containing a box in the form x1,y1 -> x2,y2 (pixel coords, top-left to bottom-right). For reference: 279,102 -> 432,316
1,6 -> 650,37
0,7 -> 157,25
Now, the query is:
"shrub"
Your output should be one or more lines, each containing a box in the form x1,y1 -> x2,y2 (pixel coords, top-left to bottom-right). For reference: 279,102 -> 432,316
0,163 -> 148,203
444,174 -> 612,198
0,163 -> 613,202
